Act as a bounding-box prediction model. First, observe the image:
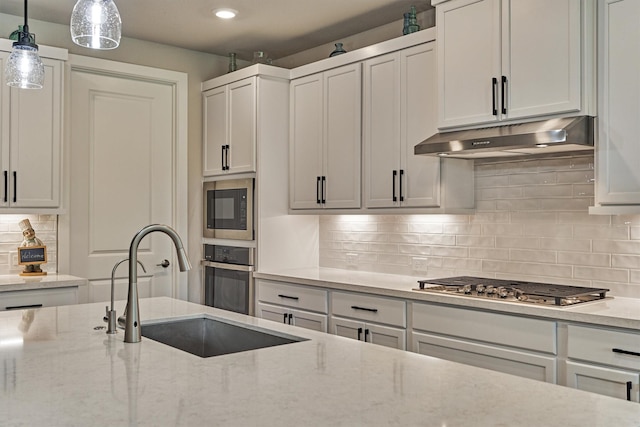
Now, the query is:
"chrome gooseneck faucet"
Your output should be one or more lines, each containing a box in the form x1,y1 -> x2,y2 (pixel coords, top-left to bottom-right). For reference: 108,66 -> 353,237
122,224 -> 191,343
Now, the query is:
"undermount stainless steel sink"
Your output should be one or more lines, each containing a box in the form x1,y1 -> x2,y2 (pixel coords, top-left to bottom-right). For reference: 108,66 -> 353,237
141,316 -> 306,358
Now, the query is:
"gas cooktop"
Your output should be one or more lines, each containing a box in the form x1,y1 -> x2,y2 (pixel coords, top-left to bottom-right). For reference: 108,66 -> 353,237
414,276 -> 609,307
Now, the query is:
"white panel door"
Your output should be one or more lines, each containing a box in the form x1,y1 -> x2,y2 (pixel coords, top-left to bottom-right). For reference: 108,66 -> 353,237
566,361 -> 639,402
437,0 -> 501,128
400,42 -> 441,208
202,86 -> 227,177
227,77 -> 256,174
596,0 -> 640,205
503,0 -> 581,119
9,58 -> 62,208
289,74 -> 323,209
363,52 -> 401,208
68,68 -> 176,301
323,63 -> 361,209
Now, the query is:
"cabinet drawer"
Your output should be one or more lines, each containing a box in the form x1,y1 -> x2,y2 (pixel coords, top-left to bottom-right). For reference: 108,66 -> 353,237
412,331 -> 556,383
257,280 -> 328,313
412,303 -> 556,354
331,291 -> 406,327
0,287 -> 78,311
568,325 -> 640,371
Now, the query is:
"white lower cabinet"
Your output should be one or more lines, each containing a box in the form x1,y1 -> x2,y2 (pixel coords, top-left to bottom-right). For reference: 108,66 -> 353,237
330,291 -> 406,350
330,316 -> 406,350
411,303 -> 557,383
0,287 -> 78,311
565,324 -> 640,402
255,279 -> 328,333
257,302 -> 327,332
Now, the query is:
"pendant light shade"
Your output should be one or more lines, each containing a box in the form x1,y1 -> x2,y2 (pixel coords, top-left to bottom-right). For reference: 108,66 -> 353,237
70,0 -> 122,50
4,0 -> 44,89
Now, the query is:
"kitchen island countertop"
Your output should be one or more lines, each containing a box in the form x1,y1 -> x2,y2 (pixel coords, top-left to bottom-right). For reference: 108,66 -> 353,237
0,297 -> 638,426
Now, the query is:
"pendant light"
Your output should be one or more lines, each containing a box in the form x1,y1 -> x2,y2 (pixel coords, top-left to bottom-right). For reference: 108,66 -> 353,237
70,0 -> 121,50
4,0 -> 45,89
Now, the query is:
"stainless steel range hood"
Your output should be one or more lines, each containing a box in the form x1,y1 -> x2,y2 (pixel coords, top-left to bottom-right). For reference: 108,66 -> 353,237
414,116 -> 595,159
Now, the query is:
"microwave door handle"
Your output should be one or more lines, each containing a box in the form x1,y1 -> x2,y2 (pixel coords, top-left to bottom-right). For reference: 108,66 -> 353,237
202,261 -> 254,272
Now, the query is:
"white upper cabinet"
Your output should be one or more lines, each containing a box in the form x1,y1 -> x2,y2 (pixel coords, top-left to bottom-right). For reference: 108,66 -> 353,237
203,76 -> 256,176
364,42 -> 442,208
435,0 -> 592,129
590,0 -> 640,213
289,63 -> 361,210
0,45 -> 65,210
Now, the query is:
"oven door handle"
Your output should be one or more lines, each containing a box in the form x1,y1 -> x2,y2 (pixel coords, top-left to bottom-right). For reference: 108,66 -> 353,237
202,261 -> 254,272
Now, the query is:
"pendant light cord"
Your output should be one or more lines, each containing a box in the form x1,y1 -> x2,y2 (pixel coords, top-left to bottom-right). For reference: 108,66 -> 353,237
23,0 -> 28,32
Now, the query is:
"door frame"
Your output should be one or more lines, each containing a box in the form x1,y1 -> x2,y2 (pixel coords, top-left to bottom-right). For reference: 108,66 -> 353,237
58,54 -> 189,300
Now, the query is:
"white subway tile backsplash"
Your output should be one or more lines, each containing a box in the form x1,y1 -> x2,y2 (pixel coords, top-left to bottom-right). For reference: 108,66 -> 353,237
558,252 -> 611,267
444,223 -> 482,235
510,249 -> 556,263
469,248 -> 510,261
540,238 -> 591,252
574,266 -> 629,283
496,236 -> 539,249
481,223 -> 523,236
612,255 -> 640,269
318,155 -> 640,296
523,184 -> 573,198
523,224 -> 573,238
508,171 -> 556,186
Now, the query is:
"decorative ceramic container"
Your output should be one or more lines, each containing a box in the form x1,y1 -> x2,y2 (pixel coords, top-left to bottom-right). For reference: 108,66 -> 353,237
329,42 -> 347,57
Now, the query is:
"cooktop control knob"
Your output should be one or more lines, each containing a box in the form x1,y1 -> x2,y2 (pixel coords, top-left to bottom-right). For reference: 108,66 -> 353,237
476,284 -> 485,294
486,285 -> 495,295
497,287 -> 509,298
458,284 -> 472,294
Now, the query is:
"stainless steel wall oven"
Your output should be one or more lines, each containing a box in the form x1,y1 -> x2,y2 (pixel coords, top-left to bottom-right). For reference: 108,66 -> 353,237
202,244 -> 254,315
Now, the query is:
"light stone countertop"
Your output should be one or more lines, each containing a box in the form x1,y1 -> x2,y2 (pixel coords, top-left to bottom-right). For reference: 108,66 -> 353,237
0,274 -> 87,292
254,267 -> 640,330
0,297 -> 638,426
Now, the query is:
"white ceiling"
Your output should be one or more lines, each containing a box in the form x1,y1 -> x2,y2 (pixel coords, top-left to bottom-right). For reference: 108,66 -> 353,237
0,0 -> 433,61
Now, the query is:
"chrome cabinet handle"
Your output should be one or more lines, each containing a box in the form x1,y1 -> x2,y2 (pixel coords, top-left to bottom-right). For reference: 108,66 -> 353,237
157,259 -> 170,268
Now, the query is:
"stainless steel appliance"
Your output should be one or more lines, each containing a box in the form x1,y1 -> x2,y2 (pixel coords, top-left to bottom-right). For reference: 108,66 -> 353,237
414,116 -> 595,159
414,276 -> 609,307
203,178 -> 254,240
203,244 -> 254,315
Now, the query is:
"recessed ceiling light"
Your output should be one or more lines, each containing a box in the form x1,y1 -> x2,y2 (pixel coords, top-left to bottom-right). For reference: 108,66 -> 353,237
213,8 -> 238,19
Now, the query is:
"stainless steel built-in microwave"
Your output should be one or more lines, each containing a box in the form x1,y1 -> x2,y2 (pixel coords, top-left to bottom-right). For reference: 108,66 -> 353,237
203,178 -> 254,240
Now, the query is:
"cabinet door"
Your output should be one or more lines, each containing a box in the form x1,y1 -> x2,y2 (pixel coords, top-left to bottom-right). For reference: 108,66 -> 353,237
566,361 -> 639,402
400,42 -> 441,208
366,323 -> 406,350
291,309 -> 328,333
289,74 -> 323,209
363,52 -> 401,208
412,331 -> 557,383
202,86 -> 228,176
595,0 -> 640,205
227,77 -> 256,173
437,0 -> 501,128
256,302 -> 290,325
330,316 -> 364,341
323,64 -> 361,209
9,57 -> 62,208
503,0 -> 581,119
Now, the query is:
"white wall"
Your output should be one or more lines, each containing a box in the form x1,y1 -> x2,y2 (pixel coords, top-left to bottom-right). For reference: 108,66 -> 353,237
319,154 -> 640,298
